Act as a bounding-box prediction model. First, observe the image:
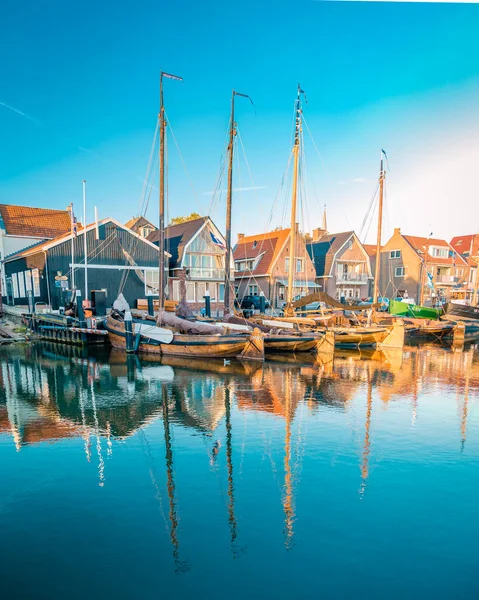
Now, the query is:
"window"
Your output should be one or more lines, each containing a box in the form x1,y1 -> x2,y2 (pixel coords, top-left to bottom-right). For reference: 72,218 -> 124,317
285,257 -> 289,272
197,282 -> 206,299
32,269 -> 41,297
390,250 -> 401,259
395,267 -> 405,277
145,270 -> 159,294
206,283 -> 217,301
186,282 -> 195,302
172,280 -> 180,301
456,268 -> 464,277
431,247 -> 449,258
278,285 -> 285,301
219,284 -> 225,302
18,272 -> 25,298
12,273 -> 19,299
24,270 -> 32,293
249,285 -> 258,295
348,240 -> 353,250
348,289 -> 353,298
355,289 -> 360,298
296,258 -> 304,273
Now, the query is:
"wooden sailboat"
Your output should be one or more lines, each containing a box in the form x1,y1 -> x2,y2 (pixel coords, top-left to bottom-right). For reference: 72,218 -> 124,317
106,73 -> 263,360
222,86 -> 332,355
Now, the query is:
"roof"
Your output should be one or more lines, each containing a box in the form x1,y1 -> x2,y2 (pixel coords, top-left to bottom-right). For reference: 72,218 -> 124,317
403,235 -> 467,266
5,217 -> 166,262
307,231 -> 354,277
233,228 -> 291,276
0,204 -> 71,238
148,217 -> 207,269
450,234 -> 479,258
125,216 -> 157,231
363,244 -> 378,257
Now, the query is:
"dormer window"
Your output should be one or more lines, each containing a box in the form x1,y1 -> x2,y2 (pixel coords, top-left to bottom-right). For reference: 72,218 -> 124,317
252,240 -> 257,249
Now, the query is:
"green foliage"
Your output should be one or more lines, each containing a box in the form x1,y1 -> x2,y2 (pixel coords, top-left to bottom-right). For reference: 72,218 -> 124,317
169,212 -> 201,226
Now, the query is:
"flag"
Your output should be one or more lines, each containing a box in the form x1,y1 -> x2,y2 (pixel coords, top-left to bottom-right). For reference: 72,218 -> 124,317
161,72 -> 183,81
71,209 -> 78,237
427,272 -> 435,291
210,231 -> 226,250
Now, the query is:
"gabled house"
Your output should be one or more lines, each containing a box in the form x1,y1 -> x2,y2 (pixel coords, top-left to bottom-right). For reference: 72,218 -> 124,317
233,226 -> 318,308
3,218 -> 162,310
378,228 -> 467,302
307,229 -> 373,301
0,204 -> 72,307
450,233 -> 479,302
148,216 -> 230,313
125,216 -> 157,239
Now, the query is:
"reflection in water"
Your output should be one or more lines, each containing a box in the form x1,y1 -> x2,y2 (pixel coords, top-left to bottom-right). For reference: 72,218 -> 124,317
0,341 -> 478,578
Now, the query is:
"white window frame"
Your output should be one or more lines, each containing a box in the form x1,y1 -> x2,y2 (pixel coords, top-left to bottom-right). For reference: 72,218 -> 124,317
296,258 -> 304,273
12,273 -> 19,299
395,267 -> 405,277
18,272 -> 25,298
32,269 -> 41,297
248,284 -> 258,295
186,281 -> 195,302
25,270 -> 32,293
390,250 -> 401,259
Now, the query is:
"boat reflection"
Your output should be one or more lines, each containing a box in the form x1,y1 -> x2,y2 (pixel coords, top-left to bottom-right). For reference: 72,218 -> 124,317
0,340 -> 478,559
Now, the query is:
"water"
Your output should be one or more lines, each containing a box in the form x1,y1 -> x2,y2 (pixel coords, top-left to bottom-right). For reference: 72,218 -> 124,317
0,342 -> 478,599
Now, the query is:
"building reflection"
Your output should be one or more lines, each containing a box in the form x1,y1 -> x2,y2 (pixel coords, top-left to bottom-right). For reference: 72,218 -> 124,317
0,341 -> 477,557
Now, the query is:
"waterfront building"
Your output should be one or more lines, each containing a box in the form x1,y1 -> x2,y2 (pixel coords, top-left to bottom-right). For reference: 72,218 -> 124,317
377,227 -> 467,302
125,216 -> 157,239
233,226 -> 318,308
0,204 -> 71,309
307,229 -> 373,301
148,216 -> 231,313
3,217 -> 162,310
449,233 -> 479,302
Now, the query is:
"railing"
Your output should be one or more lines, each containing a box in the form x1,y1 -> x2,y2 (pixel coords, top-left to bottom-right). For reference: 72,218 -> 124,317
335,272 -> 369,283
188,267 -> 225,280
436,275 -> 457,284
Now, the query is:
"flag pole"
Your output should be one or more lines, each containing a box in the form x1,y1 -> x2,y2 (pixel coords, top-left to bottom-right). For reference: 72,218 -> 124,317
83,180 -> 88,301
70,202 -> 75,292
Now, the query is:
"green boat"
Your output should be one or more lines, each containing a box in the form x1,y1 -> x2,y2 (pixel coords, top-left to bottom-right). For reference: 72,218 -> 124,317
389,299 -> 441,320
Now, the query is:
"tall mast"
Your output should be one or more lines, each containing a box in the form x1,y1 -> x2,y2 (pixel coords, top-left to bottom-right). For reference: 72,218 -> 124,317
82,180 -> 88,300
285,85 -> 303,317
224,91 -> 236,316
224,90 -> 251,316
158,71 -> 182,320
373,151 -> 385,304
419,236 -> 430,306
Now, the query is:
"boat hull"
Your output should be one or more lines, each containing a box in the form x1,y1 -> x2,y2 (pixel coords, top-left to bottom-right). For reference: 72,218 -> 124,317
444,302 -> 479,322
264,334 -> 321,353
105,316 -> 248,358
332,327 -> 389,347
389,299 -> 441,320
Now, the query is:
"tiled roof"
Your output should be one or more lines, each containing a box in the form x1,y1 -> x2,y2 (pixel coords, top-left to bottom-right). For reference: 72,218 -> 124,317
148,217 -> 207,269
0,204 -> 71,238
363,244 -> 378,257
307,231 -> 354,277
233,229 -> 290,276
403,235 -> 467,266
450,234 -> 479,258
125,216 -> 157,231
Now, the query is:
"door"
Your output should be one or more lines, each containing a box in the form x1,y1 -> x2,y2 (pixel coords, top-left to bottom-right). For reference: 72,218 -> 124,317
6,277 -> 14,305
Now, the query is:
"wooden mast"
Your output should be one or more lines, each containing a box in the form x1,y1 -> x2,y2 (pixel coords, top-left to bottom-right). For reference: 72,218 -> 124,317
373,152 -> 385,304
284,85 -> 303,317
224,91 -> 236,316
419,237 -> 430,306
158,71 -> 182,322
224,90 -> 251,316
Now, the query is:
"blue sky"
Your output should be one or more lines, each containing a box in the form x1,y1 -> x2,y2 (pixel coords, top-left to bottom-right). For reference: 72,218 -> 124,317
1,0 -> 479,243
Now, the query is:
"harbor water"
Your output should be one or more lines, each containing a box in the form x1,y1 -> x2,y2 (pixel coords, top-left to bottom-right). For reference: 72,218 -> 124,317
1,342 -> 478,599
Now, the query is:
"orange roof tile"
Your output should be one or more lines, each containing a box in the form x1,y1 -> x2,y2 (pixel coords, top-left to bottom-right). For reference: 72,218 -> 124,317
0,204 -> 71,238
233,228 -> 290,276
403,235 -> 467,266
450,234 -> 479,258
363,244 -> 378,257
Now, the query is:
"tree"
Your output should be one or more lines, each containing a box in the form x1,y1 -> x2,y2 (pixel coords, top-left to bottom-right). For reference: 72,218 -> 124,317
169,212 -> 202,226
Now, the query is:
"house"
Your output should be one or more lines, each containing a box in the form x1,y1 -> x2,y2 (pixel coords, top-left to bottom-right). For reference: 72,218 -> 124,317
148,216 -> 231,313
3,217 -> 162,310
450,233 -> 479,301
233,226 -> 318,308
307,229 -> 373,301
0,204 -> 72,309
377,228 -> 467,302
125,216 -> 157,239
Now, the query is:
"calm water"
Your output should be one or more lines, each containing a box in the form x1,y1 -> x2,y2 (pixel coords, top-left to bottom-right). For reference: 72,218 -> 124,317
1,342 -> 478,599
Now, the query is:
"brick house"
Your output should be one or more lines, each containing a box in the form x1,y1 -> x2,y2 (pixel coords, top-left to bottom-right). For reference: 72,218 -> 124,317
450,233 -> 479,302
233,226 -> 318,308
148,216 -> 231,314
307,229 -> 373,301
378,228 -> 467,302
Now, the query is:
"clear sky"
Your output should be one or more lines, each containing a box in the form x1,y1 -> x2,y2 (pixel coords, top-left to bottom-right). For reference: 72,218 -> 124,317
1,0 -> 479,244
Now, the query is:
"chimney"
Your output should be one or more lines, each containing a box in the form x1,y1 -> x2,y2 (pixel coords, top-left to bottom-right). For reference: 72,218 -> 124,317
312,227 -> 326,242
237,233 -> 245,243
394,227 -> 401,235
